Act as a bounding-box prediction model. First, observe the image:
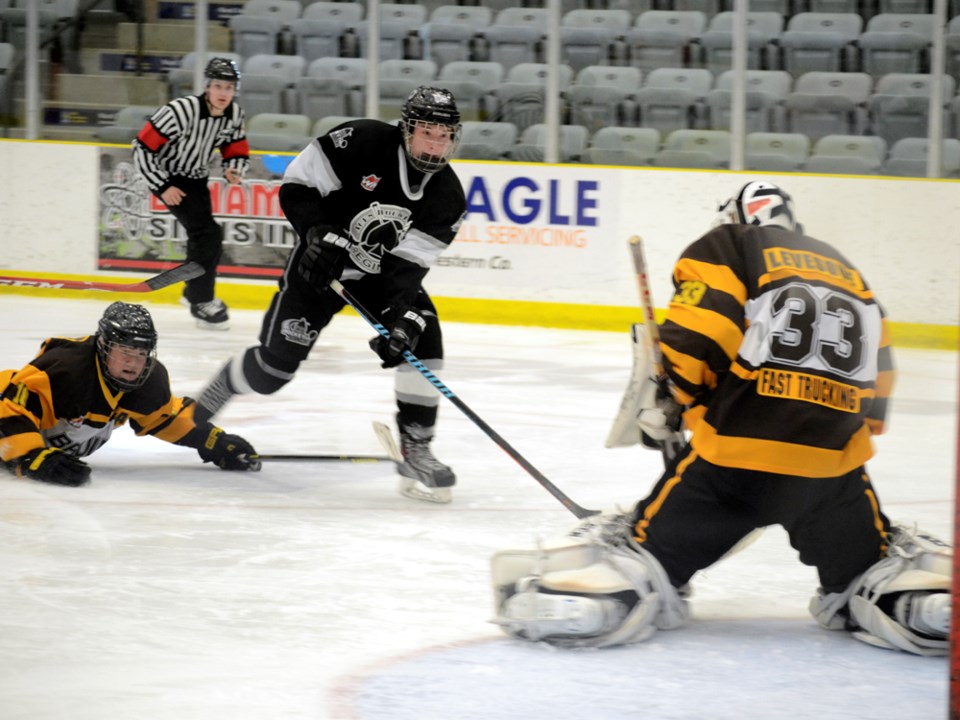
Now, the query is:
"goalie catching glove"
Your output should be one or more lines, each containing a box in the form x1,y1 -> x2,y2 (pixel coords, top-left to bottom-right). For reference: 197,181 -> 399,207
198,427 -> 262,471
369,307 -> 426,368
298,225 -> 352,289
636,375 -> 683,451
6,447 -> 92,487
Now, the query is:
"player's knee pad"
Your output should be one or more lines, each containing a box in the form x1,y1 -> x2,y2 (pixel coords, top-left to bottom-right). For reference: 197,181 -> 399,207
240,346 -> 300,395
810,524 -> 951,656
491,513 -> 689,648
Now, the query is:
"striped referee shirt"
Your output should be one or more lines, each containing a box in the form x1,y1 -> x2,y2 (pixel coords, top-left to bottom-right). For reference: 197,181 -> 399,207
132,94 -> 250,194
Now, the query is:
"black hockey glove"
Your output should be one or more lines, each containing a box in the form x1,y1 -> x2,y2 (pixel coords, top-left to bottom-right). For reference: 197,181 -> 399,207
198,427 -> 262,471
369,307 -> 427,368
297,225 -> 352,289
9,447 -> 92,487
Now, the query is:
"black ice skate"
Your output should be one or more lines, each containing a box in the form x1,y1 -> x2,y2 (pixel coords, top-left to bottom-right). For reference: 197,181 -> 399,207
181,297 -> 230,330
397,425 -> 455,504
194,362 -> 237,425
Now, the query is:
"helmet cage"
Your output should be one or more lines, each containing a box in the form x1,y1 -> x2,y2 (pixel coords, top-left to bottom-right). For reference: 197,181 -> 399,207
96,302 -> 158,392
400,86 -> 462,173
715,182 -> 797,231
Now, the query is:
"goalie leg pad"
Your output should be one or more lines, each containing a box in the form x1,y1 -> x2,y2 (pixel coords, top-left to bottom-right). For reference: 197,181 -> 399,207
491,514 -> 689,648
810,524 -> 952,656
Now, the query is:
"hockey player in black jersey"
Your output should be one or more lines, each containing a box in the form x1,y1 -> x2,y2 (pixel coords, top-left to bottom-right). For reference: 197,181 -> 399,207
491,181 -> 951,656
0,302 -> 260,487
133,57 -> 250,330
194,86 -> 467,503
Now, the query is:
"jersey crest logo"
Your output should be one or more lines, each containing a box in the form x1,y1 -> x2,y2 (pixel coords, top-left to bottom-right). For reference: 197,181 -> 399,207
329,127 -> 354,149
360,174 -> 381,191
347,203 -> 413,274
280,317 -> 319,346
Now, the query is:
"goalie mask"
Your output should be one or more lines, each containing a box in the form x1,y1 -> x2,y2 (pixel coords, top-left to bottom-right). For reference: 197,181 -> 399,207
96,302 -> 158,392
400,86 -> 462,174
715,181 -> 798,231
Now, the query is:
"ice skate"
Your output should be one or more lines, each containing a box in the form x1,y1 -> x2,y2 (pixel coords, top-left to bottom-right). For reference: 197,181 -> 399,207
180,297 -> 229,330
396,425 -> 455,504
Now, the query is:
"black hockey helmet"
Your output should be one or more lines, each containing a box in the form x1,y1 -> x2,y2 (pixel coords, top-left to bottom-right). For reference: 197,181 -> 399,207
400,86 -> 462,173
204,57 -> 241,88
96,302 -> 158,392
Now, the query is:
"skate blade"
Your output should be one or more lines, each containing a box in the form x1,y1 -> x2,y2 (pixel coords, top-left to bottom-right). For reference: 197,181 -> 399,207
398,477 -> 452,504
195,319 -> 230,331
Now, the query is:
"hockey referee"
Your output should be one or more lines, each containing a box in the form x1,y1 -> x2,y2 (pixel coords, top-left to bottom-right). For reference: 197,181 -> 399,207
133,57 -> 250,330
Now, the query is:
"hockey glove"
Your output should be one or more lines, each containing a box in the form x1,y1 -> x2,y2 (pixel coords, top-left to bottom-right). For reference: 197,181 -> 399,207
9,447 -> 92,487
297,226 -> 352,289
369,307 -> 427,368
198,427 -> 262,471
636,376 -> 684,451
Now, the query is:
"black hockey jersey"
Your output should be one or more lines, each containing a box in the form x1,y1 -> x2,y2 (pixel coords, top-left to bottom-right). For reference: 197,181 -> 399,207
280,119 -> 466,310
659,223 -> 895,478
0,336 -> 210,462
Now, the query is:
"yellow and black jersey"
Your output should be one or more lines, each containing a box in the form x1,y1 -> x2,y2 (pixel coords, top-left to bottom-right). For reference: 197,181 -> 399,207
0,335 -> 210,462
659,223 -> 895,478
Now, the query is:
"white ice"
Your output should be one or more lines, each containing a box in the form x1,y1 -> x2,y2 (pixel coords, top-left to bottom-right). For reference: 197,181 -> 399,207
0,295 -> 955,720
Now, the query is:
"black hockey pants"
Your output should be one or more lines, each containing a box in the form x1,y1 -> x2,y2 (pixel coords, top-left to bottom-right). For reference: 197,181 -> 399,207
159,176 -> 223,304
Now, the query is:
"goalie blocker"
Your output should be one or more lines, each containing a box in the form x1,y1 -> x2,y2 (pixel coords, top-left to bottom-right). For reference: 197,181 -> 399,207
491,518 -> 951,655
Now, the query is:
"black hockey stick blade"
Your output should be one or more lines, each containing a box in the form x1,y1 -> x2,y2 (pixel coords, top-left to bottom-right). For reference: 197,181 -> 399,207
257,453 -> 392,463
0,262 -> 204,292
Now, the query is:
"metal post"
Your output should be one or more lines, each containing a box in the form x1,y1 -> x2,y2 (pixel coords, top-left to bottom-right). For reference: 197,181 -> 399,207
543,0 -> 561,164
193,0 -> 209,94
728,0 -> 748,172
25,0 -> 39,139
365,0 -> 380,119
927,0 -> 947,178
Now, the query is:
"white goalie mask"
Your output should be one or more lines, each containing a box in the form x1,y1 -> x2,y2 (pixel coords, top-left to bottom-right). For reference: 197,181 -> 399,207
714,181 -> 799,231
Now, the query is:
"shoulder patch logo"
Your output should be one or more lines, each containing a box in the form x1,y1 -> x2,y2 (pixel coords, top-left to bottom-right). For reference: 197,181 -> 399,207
361,174 -> 381,192
280,317 -> 320,347
329,127 -> 354,149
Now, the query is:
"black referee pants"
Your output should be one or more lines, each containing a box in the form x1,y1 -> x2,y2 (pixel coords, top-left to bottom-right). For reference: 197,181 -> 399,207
159,176 -> 223,304
631,446 -> 890,593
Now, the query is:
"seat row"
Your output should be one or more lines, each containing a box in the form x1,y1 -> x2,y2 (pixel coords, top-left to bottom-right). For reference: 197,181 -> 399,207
226,5 -> 960,81
455,123 -> 960,177
173,51 -> 960,148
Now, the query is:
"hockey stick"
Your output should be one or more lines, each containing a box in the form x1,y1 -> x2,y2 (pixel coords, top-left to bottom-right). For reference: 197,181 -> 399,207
330,279 -> 598,519
628,236 -> 685,463
258,453 -> 391,463
0,262 -> 204,292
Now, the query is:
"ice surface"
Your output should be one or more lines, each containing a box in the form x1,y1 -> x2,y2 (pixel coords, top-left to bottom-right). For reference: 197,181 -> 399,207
0,295 -> 955,719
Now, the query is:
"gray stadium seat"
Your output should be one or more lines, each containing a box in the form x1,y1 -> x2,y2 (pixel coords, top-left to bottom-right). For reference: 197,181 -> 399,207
803,155 -> 882,174
661,128 -> 731,162
697,11 -> 785,73
882,137 -> 960,177
301,1 -> 363,23
784,71 -> 872,140
779,13 -> 862,77
241,73 -> 289,117
567,84 -> 639,134
485,24 -> 544,72
561,8 -> 632,31
378,59 -> 438,121
811,133 -> 888,164
96,105 -> 157,144
706,70 -> 792,132
634,67 -> 713,137
229,14 -> 283,59
422,23 -> 476,68
583,126 -> 659,165
868,72 -> 955,146
312,115 -> 359,137
428,5 -> 492,26
246,112 -> 312,152
858,14 -> 935,79
626,11 -> 707,73
455,120 -> 519,160
289,18 -> 348,63
438,60 -> 504,122
745,131 -> 810,171
506,123 -> 589,163
576,65 -> 644,91
560,26 -> 618,74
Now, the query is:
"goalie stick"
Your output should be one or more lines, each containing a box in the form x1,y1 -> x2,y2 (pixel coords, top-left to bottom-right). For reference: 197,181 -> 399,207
606,235 -> 685,466
0,262 -> 204,292
330,279 -> 598,520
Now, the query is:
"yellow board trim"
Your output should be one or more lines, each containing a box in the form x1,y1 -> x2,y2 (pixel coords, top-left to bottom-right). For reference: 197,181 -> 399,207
1,271 -> 957,350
